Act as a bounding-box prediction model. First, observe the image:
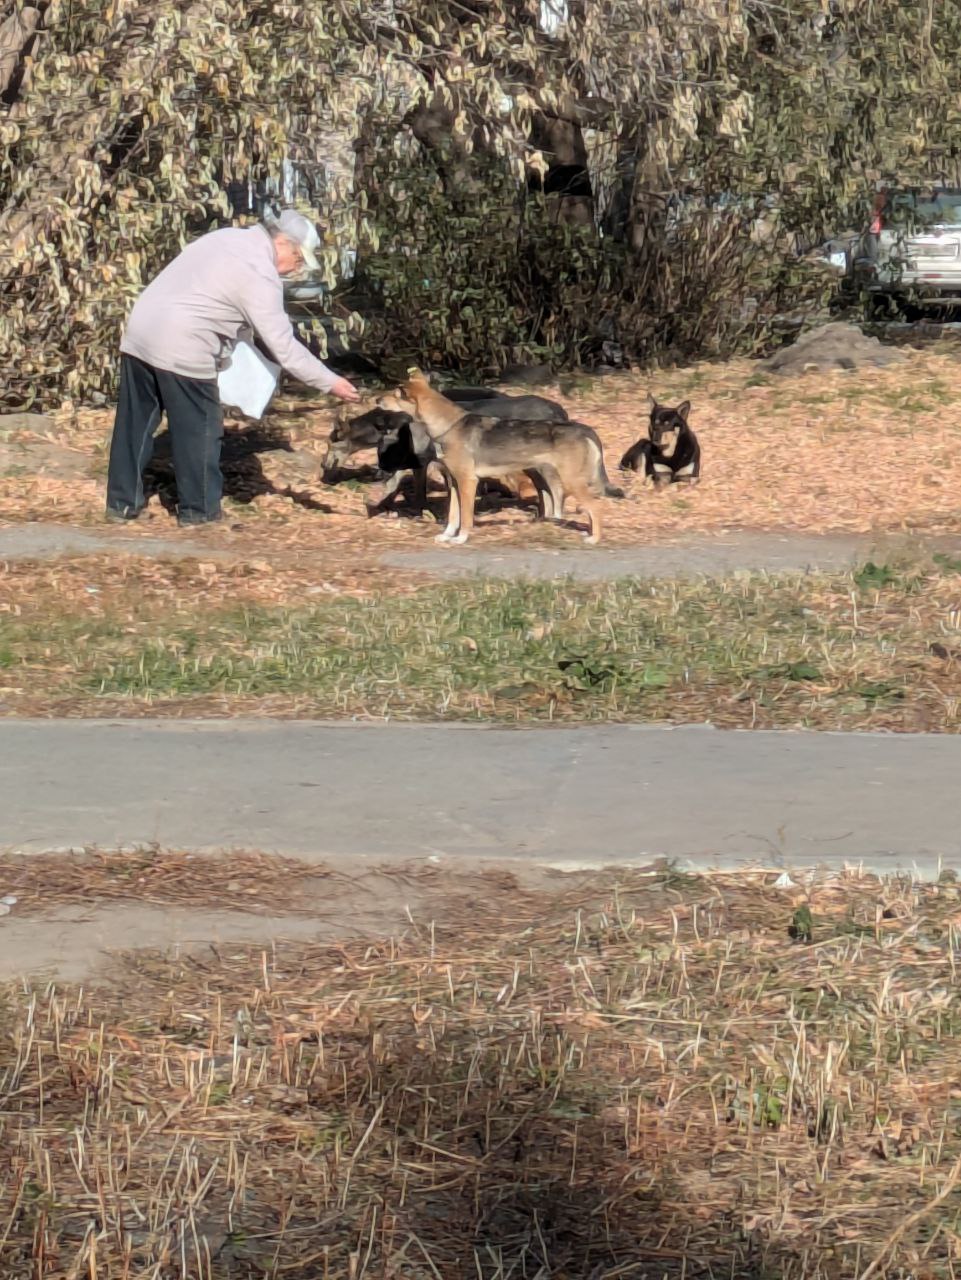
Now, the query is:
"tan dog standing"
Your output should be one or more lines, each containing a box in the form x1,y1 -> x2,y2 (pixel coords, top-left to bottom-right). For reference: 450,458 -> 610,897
379,370 -> 621,545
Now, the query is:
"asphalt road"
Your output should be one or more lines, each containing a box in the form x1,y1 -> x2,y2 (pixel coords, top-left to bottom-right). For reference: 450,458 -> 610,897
1,719 -> 956,876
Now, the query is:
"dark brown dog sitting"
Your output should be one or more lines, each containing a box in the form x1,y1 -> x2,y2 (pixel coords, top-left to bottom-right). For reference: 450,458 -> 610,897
620,398 -> 700,486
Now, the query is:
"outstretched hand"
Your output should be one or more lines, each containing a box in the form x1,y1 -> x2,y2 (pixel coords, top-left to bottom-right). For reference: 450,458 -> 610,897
330,377 -> 361,403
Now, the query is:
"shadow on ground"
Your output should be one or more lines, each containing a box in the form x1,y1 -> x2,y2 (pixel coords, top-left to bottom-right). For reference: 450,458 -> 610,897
145,422 -> 332,514
320,459 -> 548,524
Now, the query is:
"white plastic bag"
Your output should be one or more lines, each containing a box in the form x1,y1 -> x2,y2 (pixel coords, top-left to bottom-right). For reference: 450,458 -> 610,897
217,339 -> 281,420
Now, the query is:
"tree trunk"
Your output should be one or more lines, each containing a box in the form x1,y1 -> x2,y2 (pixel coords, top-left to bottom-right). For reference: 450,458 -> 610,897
529,111 -> 595,228
0,3 -> 42,99
405,90 -> 490,198
628,116 -> 673,254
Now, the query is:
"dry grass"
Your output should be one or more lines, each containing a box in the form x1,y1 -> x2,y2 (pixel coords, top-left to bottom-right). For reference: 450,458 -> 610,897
0,551 -> 415,619
0,848 -> 334,918
5,862 -> 961,1277
4,346 -> 961,553
3,554 -> 961,729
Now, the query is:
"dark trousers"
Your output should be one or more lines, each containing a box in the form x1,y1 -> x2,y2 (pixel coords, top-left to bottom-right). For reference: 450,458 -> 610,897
106,355 -> 224,524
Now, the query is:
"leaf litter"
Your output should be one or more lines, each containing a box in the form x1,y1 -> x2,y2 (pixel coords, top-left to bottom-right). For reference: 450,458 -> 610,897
4,350 -> 961,552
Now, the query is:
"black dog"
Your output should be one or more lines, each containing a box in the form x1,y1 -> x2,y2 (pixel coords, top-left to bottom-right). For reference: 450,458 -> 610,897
444,388 -> 570,422
366,414 -> 573,520
369,415 -> 433,517
465,393 -> 569,423
322,409 -> 523,518
317,407 -> 430,515
444,387 -> 501,403
322,407 -> 409,473
620,398 -> 700,486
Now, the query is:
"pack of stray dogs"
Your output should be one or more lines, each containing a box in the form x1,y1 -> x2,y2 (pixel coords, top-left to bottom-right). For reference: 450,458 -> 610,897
321,368 -> 701,546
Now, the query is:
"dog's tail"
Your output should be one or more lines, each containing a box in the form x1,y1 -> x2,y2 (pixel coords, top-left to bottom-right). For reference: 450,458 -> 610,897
619,437 -> 655,473
597,444 -> 626,498
587,435 -> 625,499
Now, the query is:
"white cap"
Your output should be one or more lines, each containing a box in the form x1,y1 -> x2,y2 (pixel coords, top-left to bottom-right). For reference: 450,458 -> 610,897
272,208 -> 322,272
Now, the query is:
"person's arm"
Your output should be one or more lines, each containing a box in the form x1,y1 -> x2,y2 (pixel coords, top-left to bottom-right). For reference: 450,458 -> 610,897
242,274 -> 359,401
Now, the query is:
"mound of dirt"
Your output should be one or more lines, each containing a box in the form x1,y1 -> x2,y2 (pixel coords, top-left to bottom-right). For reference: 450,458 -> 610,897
762,321 -> 905,376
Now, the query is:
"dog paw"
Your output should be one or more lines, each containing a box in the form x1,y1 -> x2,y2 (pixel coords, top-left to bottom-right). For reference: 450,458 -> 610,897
449,533 -> 470,545
434,531 -> 454,543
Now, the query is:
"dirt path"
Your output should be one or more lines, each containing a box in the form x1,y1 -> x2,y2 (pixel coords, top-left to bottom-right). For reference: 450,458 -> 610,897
0,522 -> 238,561
382,530 -> 961,580
0,902 -> 332,983
0,854 -> 590,983
3,522 -> 960,579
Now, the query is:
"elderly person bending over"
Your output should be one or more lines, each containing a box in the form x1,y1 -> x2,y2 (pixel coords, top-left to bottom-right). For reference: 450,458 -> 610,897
106,210 -> 359,526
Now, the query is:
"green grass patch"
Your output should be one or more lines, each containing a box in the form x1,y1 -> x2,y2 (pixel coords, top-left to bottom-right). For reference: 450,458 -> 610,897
853,560 -> 901,589
934,551 -> 961,575
3,563 -> 960,727
874,377 -> 953,413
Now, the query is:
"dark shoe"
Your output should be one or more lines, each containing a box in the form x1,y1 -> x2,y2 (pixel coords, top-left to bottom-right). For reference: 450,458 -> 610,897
105,506 -> 140,523
177,512 -> 223,528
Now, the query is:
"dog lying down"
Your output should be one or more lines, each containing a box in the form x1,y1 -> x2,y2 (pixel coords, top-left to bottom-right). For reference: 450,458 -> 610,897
620,397 -> 700,485
447,390 -> 569,421
378,370 -> 623,545
322,390 -> 571,519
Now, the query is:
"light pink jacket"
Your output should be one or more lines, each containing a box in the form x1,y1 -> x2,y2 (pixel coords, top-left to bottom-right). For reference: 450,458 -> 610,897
120,225 -> 339,391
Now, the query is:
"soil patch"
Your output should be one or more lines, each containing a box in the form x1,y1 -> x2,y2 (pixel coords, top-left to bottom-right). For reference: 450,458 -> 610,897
0,850 -> 574,981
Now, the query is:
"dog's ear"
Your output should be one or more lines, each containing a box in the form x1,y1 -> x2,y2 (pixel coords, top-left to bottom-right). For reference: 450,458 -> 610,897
676,400 -> 691,421
647,392 -> 658,408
